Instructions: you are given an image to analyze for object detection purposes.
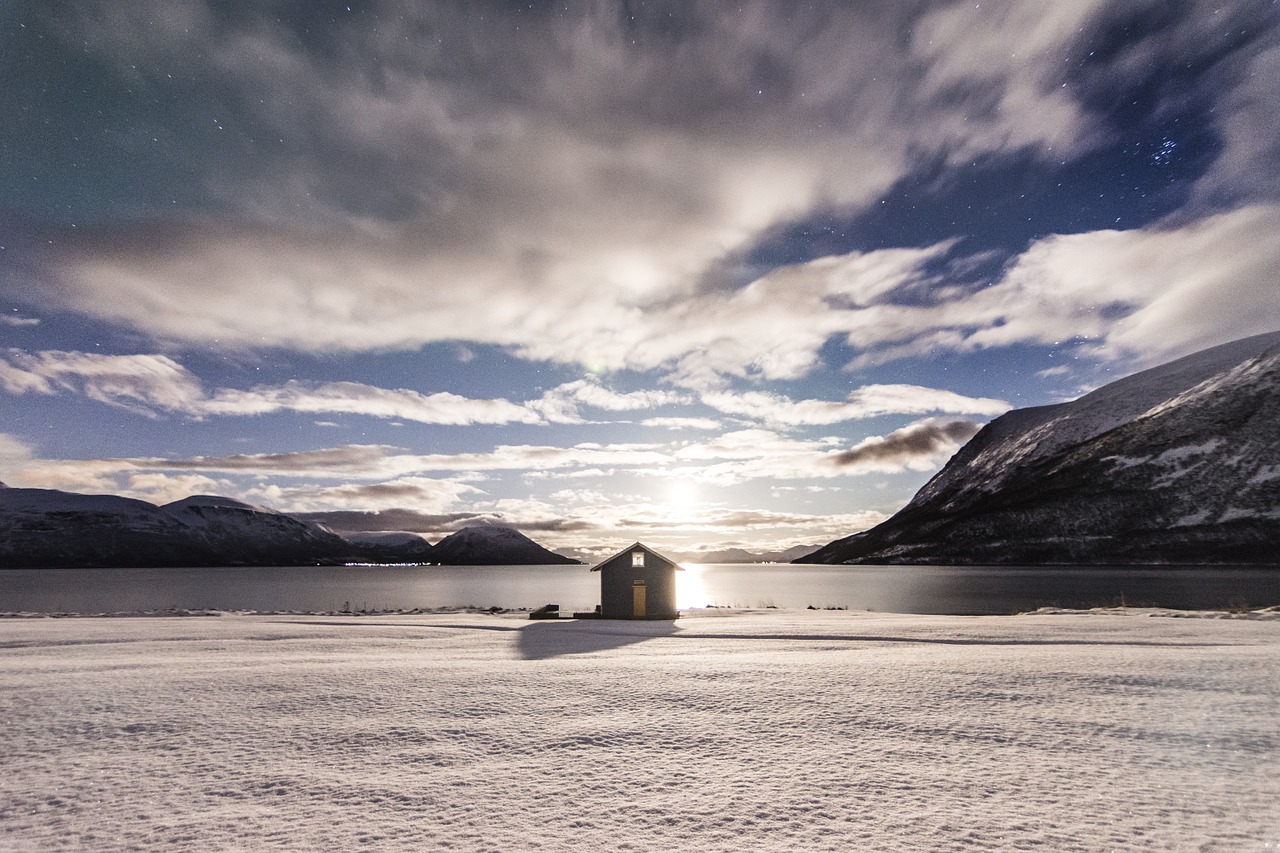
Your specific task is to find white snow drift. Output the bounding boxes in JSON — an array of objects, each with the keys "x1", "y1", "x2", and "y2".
[{"x1": 1, "y1": 609, "x2": 1277, "y2": 852}]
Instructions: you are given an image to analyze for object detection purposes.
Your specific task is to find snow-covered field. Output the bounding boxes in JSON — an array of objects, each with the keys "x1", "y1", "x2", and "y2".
[{"x1": 2, "y1": 609, "x2": 1278, "y2": 852}]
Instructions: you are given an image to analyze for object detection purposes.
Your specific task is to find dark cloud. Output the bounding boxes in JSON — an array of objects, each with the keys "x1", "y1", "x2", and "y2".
[{"x1": 832, "y1": 419, "x2": 981, "y2": 468}]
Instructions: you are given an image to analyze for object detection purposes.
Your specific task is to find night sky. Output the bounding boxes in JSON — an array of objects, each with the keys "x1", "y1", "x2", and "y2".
[{"x1": 2, "y1": 1, "x2": 1278, "y2": 559}]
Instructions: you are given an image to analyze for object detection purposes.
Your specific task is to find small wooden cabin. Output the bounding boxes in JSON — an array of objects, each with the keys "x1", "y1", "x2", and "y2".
[{"x1": 591, "y1": 542, "x2": 681, "y2": 620}]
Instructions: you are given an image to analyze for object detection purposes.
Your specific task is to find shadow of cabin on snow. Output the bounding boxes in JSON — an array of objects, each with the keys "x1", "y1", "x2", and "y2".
[{"x1": 592, "y1": 542, "x2": 682, "y2": 620}]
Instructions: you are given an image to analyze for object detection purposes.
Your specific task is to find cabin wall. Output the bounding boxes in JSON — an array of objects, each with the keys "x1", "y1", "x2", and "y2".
[{"x1": 599, "y1": 553, "x2": 678, "y2": 619}]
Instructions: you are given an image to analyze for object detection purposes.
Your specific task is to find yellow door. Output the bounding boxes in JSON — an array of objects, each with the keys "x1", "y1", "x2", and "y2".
[{"x1": 632, "y1": 585, "x2": 646, "y2": 618}]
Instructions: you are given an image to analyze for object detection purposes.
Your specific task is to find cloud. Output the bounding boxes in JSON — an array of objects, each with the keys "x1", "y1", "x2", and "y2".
[
  {"x1": 143, "y1": 444, "x2": 405, "y2": 477},
  {"x1": 298, "y1": 493, "x2": 598, "y2": 538},
  {"x1": 1196, "y1": 44, "x2": 1280, "y2": 207},
  {"x1": 664, "y1": 429, "x2": 895, "y2": 486},
  {"x1": 8, "y1": 408, "x2": 983, "y2": 509},
  {"x1": 673, "y1": 429, "x2": 842, "y2": 463},
  {"x1": 247, "y1": 477, "x2": 482, "y2": 514},
  {"x1": 4, "y1": 462, "x2": 235, "y2": 506},
  {"x1": 831, "y1": 204, "x2": 1280, "y2": 371},
  {"x1": 369, "y1": 490, "x2": 895, "y2": 551},
  {"x1": 0, "y1": 432, "x2": 34, "y2": 471},
  {"x1": 529, "y1": 378, "x2": 688, "y2": 424},
  {"x1": 831, "y1": 419, "x2": 982, "y2": 472},
  {"x1": 908, "y1": 0, "x2": 1110, "y2": 162},
  {"x1": 25, "y1": 217, "x2": 963, "y2": 389},
  {"x1": 294, "y1": 510, "x2": 511, "y2": 536},
  {"x1": 27, "y1": 201, "x2": 1276, "y2": 401},
  {"x1": 0, "y1": 313, "x2": 38, "y2": 327},
  {"x1": 11, "y1": 1, "x2": 1139, "y2": 380},
  {"x1": 8, "y1": 441, "x2": 671, "y2": 493},
  {"x1": 128, "y1": 442, "x2": 673, "y2": 480},
  {"x1": 1, "y1": 457, "x2": 147, "y2": 495},
  {"x1": 0, "y1": 349, "x2": 580, "y2": 426},
  {"x1": 0, "y1": 350, "x2": 205, "y2": 416},
  {"x1": 202, "y1": 380, "x2": 542, "y2": 426},
  {"x1": 2, "y1": 3, "x2": 1274, "y2": 403},
  {"x1": 702, "y1": 384, "x2": 1008, "y2": 428},
  {"x1": 292, "y1": 510, "x2": 435, "y2": 534},
  {"x1": 641, "y1": 417, "x2": 722, "y2": 431},
  {"x1": 975, "y1": 205, "x2": 1280, "y2": 366},
  {"x1": 119, "y1": 472, "x2": 236, "y2": 506},
  {"x1": 524, "y1": 467, "x2": 618, "y2": 481}
]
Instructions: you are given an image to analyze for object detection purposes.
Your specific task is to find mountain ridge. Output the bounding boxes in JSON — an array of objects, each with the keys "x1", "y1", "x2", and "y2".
[
  {"x1": 428, "y1": 525, "x2": 578, "y2": 565},
  {"x1": 799, "y1": 331, "x2": 1280, "y2": 566},
  {"x1": 0, "y1": 487, "x2": 579, "y2": 567}
]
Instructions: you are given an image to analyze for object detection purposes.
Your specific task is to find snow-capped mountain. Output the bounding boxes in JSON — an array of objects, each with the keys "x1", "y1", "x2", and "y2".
[
  {"x1": 800, "y1": 331, "x2": 1280, "y2": 566},
  {"x1": 0, "y1": 488, "x2": 226, "y2": 568},
  {"x1": 0, "y1": 489, "x2": 350, "y2": 568},
  {"x1": 338, "y1": 530, "x2": 436, "y2": 563},
  {"x1": 160, "y1": 495, "x2": 349, "y2": 565},
  {"x1": 428, "y1": 525, "x2": 579, "y2": 565},
  {"x1": 0, "y1": 487, "x2": 579, "y2": 567}
]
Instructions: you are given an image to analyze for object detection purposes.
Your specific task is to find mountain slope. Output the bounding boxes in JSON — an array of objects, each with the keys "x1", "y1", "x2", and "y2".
[
  {"x1": 339, "y1": 531, "x2": 436, "y2": 563},
  {"x1": 429, "y1": 526, "x2": 579, "y2": 565},
  {"x1": 161, "y1": 495, "x2": 348, "y2": 565},
  {"x1": 0, "y1": 488, "x2": 579, "y2": 568},
  {"x1": 800, "y1": 331, "x2": 1280, "y2": 566},
  {"x1": 0, "y1": 488, "x2": 223, "y2": 568}
]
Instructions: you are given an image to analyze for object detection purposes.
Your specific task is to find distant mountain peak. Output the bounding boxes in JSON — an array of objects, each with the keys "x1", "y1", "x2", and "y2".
[{"x1": 431, "y1": 525, "x2": 579, "y2": 565}]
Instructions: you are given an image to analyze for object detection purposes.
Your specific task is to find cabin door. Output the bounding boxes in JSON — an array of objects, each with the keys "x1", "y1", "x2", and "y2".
[{"x1": 632, "y1": 584, "x2": 646, "y2": 618}]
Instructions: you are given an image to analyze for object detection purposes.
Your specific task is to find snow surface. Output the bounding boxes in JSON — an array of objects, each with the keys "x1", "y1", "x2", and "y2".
[
  {"x1": 0, "y1": 487, "x2": 169, "y2": 518},
  {"x1": 2, "y1": 609, "x2": 1278, "y2": 852},
  {"x1": 161, "y1": 495, "x2": 288, "y2": 523}
]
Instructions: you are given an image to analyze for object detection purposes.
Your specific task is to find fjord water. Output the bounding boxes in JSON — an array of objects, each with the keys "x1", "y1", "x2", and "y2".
[{"x1": 1, "y1": 563, "x2": 1277, "y2": 615}]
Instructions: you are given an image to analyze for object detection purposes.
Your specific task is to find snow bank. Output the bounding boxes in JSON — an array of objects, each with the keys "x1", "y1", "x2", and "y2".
[{"x1": 2, "y1": 610, "x2": 1278, "y2": 851}]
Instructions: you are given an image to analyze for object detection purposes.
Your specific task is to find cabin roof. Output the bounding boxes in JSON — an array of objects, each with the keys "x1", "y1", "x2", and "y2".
[{"x1": 590, "y1": 541, "x2": 684, "y2": 572}]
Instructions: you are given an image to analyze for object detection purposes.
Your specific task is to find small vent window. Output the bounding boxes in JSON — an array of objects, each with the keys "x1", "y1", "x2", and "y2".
[{"x1": 631, "y1": 550, "x2": 645, "y2": 567}]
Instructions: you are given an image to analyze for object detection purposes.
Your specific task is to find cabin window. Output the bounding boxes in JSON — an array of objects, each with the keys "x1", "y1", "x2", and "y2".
[{"x1": 631, "y1": 550, "x2": 645, "y2": 567}]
